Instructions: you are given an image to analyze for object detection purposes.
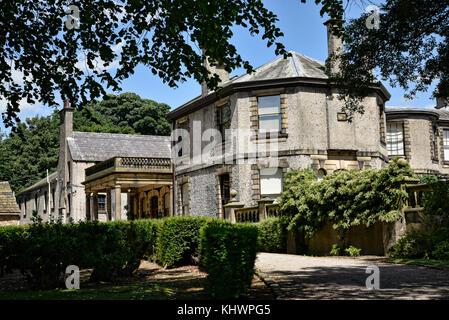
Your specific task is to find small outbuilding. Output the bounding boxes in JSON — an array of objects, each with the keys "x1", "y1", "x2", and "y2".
[{"x1": 0, "y1": 181, "x2": 21, "y2": 226}]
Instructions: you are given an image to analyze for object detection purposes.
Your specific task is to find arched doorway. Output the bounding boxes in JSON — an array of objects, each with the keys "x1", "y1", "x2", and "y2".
[{"x1": 164, "y1": 192, "x2": 170, "y2": 217}]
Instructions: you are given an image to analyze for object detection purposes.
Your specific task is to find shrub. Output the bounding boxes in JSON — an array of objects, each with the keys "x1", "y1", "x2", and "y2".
[
  {"x1": 90, "y1": 219, "x2": 161, "y2": 281},
  {"x1": 388, "y1": 228, "x2": 443, "y2": 259},
  {"x1": 19, "y1": 222, "x2": 78, "y2": 289},
  {"x1": 156, "y1": 217, "x2": 210, "y2": 268},
  {"x1": 330, "y1": 244, "x2": 341, "y2": 256},
  {"x1": 279, "y1": 158, "x2": 415, "y2": 239},
  {"x1": 420, "y1": 178, "x2": 449, "y2": 218},
  {"x1": 0, "y1": 225, "x2": 27, "y2": 276},
  {"x1": 200, "y1": 220, "x2": 258, "y2": 299},
  {"x1": 0, "y1": 219, "x2": 161, "y2": 288},
  {"x1": 257, "y1": 217, "x2": 288, "y2": 253},
  {"x1": 432, "y1": 241, "x2": 449, "y2": 260},
  {"x1": 345, "y1": 246, "x2": 361, "y2": 257}
]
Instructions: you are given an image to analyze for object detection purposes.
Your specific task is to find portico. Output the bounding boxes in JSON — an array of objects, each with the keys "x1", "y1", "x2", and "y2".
[{"x1": 83, "y1": 157, "x2": 173, "y2": 221}]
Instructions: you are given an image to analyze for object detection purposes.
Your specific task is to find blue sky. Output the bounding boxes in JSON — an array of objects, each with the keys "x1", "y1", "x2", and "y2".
[{"x1": 0, "y1": 0, "x2": 437, "y2": 133}]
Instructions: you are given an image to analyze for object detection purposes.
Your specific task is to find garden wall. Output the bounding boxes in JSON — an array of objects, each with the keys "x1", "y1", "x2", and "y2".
[{"x1": 287, "y1": 219, "x2": 406, "y2": 256}]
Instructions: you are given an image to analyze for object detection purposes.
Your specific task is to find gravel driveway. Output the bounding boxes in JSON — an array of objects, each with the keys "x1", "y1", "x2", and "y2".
[{"x1": 256, "y1": 253, "x2": 449, "y2": 300}]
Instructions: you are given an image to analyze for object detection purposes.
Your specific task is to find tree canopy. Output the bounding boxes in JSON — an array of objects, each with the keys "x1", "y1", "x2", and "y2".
[
  {"x1": 1, "y1": 0, "x2": 447, "y2": 126},
  {"x1": 0, "y1": 0, "x2": 288, "y2": 127},
  {"x1": 325, "y1": 0, "x2": 449, "y2": 118},
  {"x1": 0, "y1": 92, "x2": 170, "y2": 192}
]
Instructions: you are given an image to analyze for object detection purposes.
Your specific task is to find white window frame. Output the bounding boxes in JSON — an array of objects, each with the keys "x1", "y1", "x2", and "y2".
[
  {"x1": 257, "y1": 95, "x2": 281, "y2": 133},
  {"x1": 444, "y1": 130, "x2": 449, "y2": 161},
  {"x1": 260, "y1": 168, "x2": 283, "y2": 196},
  {"x1": 386, "y1": 122, "x2": 405, "y2": 156}
]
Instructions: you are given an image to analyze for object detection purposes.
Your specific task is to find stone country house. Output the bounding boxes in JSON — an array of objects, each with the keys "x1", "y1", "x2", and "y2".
[
  {"x1": 0, "y1": 181, "x2": 20, "y2": 226},
  {"x1": 11, "y1": 20, "x2": 449, "y2": 236},
  {"x1": 15, "y1": 101, "x2": 173, "y2": 225},
  {"x1": 167, "y1": 20, "x2": 449, "y2": 219},
  {"x1": 165, "y1": 19, "x2": 449, "y2": 254}
]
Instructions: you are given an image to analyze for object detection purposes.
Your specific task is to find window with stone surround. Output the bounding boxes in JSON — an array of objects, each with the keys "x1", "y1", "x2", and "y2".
[
  {"x1": 34, "y1": 194, "x2": 39, "y2": 212},
  {"x1": 260, "y1": 168, "x2": 283, "y2": 196},
  {"x1": 431, "y1": 123, "x2": 438, "y2": 161},
  {"x1": 386, "y1": 122, "x2": 405, "y2": 156},
  {"x1": 444, "y1": 130, "x2": 449, "y2": 161},
  {"x1": 176, "y1": 118, "x2": 189, "y2": 158},
  {"x1": 98, "y1": 194, "x2": 106, "y2": 212},
  {"x1": 44, "y1": 191, "x2": 48, "y2": 213},
  {"x1": 217, "y1": 103, "x2": 231, "y2": 142},
  {"x1": 181, "y1": 183, "x2": 190, "y2": 216},
  {"x1": 258, "y1": 95, "x2": 281, "y2": 132}
]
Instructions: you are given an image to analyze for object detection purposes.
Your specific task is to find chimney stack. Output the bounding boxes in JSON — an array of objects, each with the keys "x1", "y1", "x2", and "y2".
[
  {"x1": 436, "y1": 97, "x2": 448, "y2": 109},
  {"x1": 58, "y1": 98, "x2": 74, "y2": 219},
  {"x1": 201, "y1": 50, "x2": 230, "y2": 97},
  {"x1": 323, "y1": 19, "x2": 344, "y2": 74}
]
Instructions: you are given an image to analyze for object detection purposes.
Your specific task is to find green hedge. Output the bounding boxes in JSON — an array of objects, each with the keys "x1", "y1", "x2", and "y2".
[
  {"x1": 1, "y1": 216, "x2": 260, "y2": 297},
  {"x1": 156, "y1": 217, "x2": 210, "y2": 268},
  {"x1": 256, "y1": 217, "x2": 288, "y2": 253},
  {"x1": 200, "y1": 220, "x2": 258, "y2": 299},
  {"x1": 0, "y1": 219, "x2": 161, "y2": 289}
]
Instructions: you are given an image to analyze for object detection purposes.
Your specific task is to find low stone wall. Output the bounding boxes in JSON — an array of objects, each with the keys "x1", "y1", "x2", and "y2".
[
  {"x1": 287, "y1": 219, "x2": 406, "y2": 256},
  {"x1": 0, "y1": 215, "x2": 20, "y2": 226}
]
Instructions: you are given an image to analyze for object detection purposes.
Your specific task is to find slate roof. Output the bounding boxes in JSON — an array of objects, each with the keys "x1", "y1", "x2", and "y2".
[
  {"x1": 385, "y1": 106, "x2": 449, "y2": 120},
  {"x1": 67, "y1": 132, "x2": 171, "y2": 162},
  {"x1": 0, "y1": 181, "x2": 21, "y2": 215},
  {"x1": 232, "y1": 51, "x2": 327, "y2": 83},
  {"x1": 16, "y1": 171, "x2": 58, "y2": 196},
  {"x1": 167, "y1": 51, "x2": 328, "y2": 120}
]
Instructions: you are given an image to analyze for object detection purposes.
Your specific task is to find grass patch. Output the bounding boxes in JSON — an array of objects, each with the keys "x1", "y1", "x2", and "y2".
[
  {"x1": 0, "y1": 283, "x2": 177, "y2": 300},
  {"x1": 387, "y1": 258, "x2": 449, "y2": 270},
  {"x1": 0, "y1": 261, "x2": 273, "y2": 300}
]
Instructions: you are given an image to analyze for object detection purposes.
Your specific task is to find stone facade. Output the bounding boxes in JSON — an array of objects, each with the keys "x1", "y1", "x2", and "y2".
[
  {"x1": 15, "y1": 102, "x2": 172, "y2": 225},
  {"x1": 168, "y1": 26, "x2": 391, "y2": 215},
  {"x1": 385, "y1": 107, "x2": 449, "y2": 177}
]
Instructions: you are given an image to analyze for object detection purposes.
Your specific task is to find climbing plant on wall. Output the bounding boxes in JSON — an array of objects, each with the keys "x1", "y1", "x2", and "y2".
[{"x1": 279, "y1": 158, "x2": 416, "y2": 239}]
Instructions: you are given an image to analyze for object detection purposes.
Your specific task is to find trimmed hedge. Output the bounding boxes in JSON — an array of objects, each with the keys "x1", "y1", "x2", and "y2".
[
  {"x1": 200, "y1": 220, "x2": 259, "y2": 299},
  {"x1": 257, "y1": 217, "x2": 288, "y2": 253},
  {"x1": 0, "y1": 219, "x2": 161, "y2": 288},
  {"x1": 156, "y1": 216, "x2": 210, "y2": 268},
  {"x1": 1, "y1": 216, "x2": 260, "y2": 298}
]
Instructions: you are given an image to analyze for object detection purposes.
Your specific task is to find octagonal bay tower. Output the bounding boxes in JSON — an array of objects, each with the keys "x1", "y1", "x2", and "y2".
[{"x1": 167, "y1": 20, "x2": 391, "y2": 219}]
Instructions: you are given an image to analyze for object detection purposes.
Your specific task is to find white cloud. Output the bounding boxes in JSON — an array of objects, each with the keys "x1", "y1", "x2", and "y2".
[
  {"x1": 0, "y1": 97, "x2": 43, "y2": 113},
  {"x1": 75, "y1": 41, "x2": 124, "y2": 73}
]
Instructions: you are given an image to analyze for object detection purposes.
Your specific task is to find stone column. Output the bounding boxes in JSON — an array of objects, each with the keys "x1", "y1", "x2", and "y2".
[
  {"x1": 85, "y1": 193, "x2": 91, "y2": 221},
  {"x1": 223, "y1": 190, "x2": 244, "y2": 223},
  {"x1": 257, "y1": 198, "x2": 275, "y2": 221},
  {"x1": 113, "y1": 185, "x2": 122, "y2": 221},
  {"x1": 169, "y1": 186, "x2": 174, "y2": 217},
  {"x1": 92, "y1": 192, "x2": 99, "y2": 221},
  {"x1": 106, "y1": 188, "x2": 112, "y2": 221}
]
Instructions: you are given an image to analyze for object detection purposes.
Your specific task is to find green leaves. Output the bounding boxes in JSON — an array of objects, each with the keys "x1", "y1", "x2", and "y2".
[
  {"x1": 279, "y1": 158, "x2": 415, "y2": 238},
  {"x1": 1, "y1": 0, "x2": 288, "y2": 127},
  {"x1": 156, "y1": 216, "x2": 211, "y2": 268},
  {"x1": 328, "y1": 0, "x2": 449, "y2": 118},
  {"x1": 199, "y1": 220, "x2": 258, "y2": 299},
  {"x1": 0, "y1": 92, "x2": 170, "y2": 192}
]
